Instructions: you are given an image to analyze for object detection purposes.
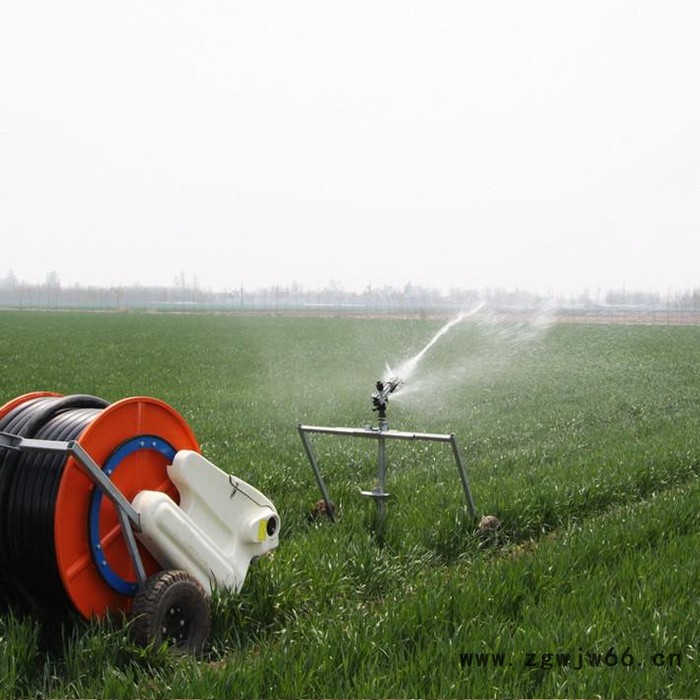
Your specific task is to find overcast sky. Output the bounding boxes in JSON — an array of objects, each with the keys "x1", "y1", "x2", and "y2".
[{"x1": 1, "y1": 1, "x2": 699, "y2": 295}]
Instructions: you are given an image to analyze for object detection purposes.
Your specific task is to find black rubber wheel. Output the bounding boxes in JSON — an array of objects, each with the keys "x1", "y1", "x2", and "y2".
[{"x1": 130, "y1": 570, "x2": 211, "y2": 656}]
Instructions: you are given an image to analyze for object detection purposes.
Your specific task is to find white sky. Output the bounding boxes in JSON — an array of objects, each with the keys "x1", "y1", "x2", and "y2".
[{"x1": 1, "y1": 1, "x2": 699, "y2": 295}]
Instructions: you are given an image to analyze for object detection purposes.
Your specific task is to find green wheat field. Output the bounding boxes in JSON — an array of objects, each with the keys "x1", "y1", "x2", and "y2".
[{"x1": 0, "y1": 309, "x2": 699, "y2": 698}]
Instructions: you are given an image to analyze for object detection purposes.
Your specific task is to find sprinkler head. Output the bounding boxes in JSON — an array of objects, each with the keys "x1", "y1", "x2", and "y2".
[
  {"x1": 371, "y1": 376, "x2": 401, "y2": 421},
  {"x1": 372, "y1": 382, "x2": 387, "y2": 414},
  {"x1": 371, "y1": 377, "x2": 402, "y2": 430}
]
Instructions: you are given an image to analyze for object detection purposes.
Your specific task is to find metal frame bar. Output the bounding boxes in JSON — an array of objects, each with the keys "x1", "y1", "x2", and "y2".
[
  {"x1": 298, "y1": 426, "x2": 337, "y2": 522},
  {"x1": 0, "y1": 431, "x2": 148, "y2": 584},
  {"x1": 297, "y1": 423, "x2": 478, "y2": 524}
]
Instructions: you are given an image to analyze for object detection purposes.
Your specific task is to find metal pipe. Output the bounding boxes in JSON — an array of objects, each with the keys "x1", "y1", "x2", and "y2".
[
  {"x1": 298, "y1": 424, "x2": 458, "y2": 443},
  {"x1": 297, "y1": 425, "x2": 336, "y2": 522},
  {"x1": 376, "y1": 433, "x2": 387, "y2": 528},
  {"x1": 0, "y1": 431, "x2": 147, "y2": 579},
  {"x1": 0, "y1": 432, "x2": 141, "y2": 527},
  {"x1": 68, "y1": 441, "x2": 142, "y2": 528},
  {"x1": 116, "y1": 507, "x2": 147, "y2": 584},
  {"x1": 298, "y1": 424, "x2": 478, "y2": 521},
  {"x1": 449, "y1": 435, "x2": 477, "y2": 518}
]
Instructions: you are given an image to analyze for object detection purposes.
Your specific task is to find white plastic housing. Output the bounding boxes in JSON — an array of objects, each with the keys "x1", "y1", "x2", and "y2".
[{"x1": 132, "y1": 450, "x2": 280, "y2": 595}]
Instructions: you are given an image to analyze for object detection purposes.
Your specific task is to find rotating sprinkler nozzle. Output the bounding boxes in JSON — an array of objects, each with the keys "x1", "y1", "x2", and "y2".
[{"x1": 371, "y1": 376, "x2": 402, "y2": 427}]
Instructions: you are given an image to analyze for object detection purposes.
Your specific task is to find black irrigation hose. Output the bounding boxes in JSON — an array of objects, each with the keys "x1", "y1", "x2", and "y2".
[{"x1": 0, "y1": 395, "x2": 109, "y2": 612}]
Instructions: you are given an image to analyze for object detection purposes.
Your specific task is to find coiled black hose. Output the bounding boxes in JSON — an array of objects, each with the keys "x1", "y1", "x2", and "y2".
[{"x1": 0, "y1": 394, "x2": 109, "y2": 612}]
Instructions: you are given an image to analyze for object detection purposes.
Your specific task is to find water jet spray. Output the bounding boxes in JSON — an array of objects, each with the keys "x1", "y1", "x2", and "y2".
[{"x1": 298, "y1": 310, "x2": 487, "y2": 533}]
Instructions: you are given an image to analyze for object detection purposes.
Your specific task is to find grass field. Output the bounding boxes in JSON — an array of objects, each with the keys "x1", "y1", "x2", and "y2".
[{"x1": 0, "y1": 310, "x2": 699, "y2": 698}]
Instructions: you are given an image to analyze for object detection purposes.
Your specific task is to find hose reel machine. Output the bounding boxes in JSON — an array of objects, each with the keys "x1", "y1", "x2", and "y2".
[{"x1": 0, "y1": 392, "x2": 279, "y2": 655}]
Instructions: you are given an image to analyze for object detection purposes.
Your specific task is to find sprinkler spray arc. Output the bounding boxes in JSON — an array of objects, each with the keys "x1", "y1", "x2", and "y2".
[{"x1": 299, "y1": 306, "x2": 503, "y2": 535}]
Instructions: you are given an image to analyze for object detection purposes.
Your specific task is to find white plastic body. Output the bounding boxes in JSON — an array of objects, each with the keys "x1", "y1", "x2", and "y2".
[{"x1": 132, "y1": 450, "x2": 280, "y2": 595}]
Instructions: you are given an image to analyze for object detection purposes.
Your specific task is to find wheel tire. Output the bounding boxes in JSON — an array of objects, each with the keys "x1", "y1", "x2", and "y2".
[{"x1": 130, "y1": 570, "x2": 211, "y2": 656}]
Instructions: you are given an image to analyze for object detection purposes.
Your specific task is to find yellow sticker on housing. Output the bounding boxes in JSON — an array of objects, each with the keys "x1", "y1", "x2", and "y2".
[{"x1": 257, "y1": 519, "x2": 267, "y2": 542}]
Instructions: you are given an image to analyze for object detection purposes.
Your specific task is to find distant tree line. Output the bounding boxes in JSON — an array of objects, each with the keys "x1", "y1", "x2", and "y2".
[{"x1": 0, "y1": 269, "x2": 699, "y2": 319}]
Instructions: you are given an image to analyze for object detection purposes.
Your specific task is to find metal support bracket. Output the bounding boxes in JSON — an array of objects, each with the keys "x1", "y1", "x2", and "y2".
[
  {"x1": 0, "y1": 430, "x2": 148, "y2": 584},
  {"x1": 297, "y1": 423, "x2": 478, "y2": 529}
]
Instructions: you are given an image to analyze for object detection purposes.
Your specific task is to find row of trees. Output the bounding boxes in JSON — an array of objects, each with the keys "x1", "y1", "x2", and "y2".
[{"x1": 1, "y1": 270, "x2": 699, "y2": 317}]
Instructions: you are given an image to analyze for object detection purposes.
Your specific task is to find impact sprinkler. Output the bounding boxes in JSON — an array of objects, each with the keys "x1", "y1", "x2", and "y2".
[
  {"x1": 371, "y1": 376, "x2": 402, "y2": 429},
  {"x1": 298, "y1": 375, "x2": 478, "y2": 533}
]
